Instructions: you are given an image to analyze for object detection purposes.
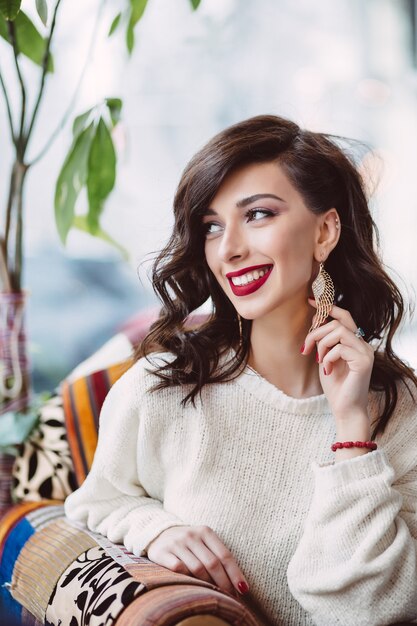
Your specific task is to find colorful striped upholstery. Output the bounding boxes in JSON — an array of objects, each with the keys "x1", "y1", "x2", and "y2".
[
  {"x1": 0, "y1": 501, "x2": 62, "y2": 625},
  {"x1": 115, "y1": 585, "x2": 262, "y2": 626},
  {"x1": 62, "y1": 359, "x2": 133, "y2": 486}
]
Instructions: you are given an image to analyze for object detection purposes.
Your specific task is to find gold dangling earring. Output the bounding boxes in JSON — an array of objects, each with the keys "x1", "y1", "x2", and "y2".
[
  {"x1": 309, "y1": 262, "x2": 335, "y2": 332},
  {"x1": 238, "y1": 314, "x2": 243, "y2": 347}
]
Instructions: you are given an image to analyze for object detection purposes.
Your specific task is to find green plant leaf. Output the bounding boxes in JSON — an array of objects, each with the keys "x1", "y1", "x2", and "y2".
[
  {"x1": 86, "y1": 118, "x2": 116, "y2": 234},
  {"x1": 108, "y1": 12, "x2": 121, "y2": 36},
  {"x1": 0, "y1": 11, "x2": 53, "y2": 71},
  {"x1": 189, "y1": 0, "x2": 201, "y2": 9},
  {"x1": 125, "y1": 0, "x2": 148, "y2": 54},
  {"x1": 55, "y1": 123, "x2": 95, "y2": 244},
  {"x1": 72, "y1": 107, "x2": 95, "y2": 138},
  {"x1": 0, "y1": 410, "x2": 39, "y2": 448},
  {"x1": 126, "y1": 17, "x2": 134, "y2": 54},
  {"x1": 0, "y1": 0, "x2": 21, "y2": 21},
  {"x1": 73, "y1": 216, "x2": 129, "y2": 261},
  {"x1": 130, "y1": 0, "x2": 148, "y2": 27},
  {"x1": 0, "y1": 12, "x2": 8, "y2": 37},
  {"x1": 35, "y1": 0, "x2": 48, "y2": 26},
  {"x1": 105, "y1": 98, "x2": 122, "y2": 127}
]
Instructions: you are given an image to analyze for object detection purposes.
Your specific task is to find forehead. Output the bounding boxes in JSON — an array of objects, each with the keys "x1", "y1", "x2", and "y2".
[{"x1": 210, "y1": 161, "x2": 303, "y2": 208}]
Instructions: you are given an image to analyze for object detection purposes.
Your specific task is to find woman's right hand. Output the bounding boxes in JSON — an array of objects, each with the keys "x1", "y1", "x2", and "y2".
[{"x1": 146, "y1": 525, "x2": 250, "y2": 597}]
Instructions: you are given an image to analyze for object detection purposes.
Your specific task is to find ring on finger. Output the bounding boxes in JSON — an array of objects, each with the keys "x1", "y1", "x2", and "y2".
[{"x1": 354, "y1": 327, "x2": 365, "y2": 339}]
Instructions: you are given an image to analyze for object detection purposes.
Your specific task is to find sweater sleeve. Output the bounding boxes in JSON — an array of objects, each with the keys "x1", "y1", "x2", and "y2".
[
  {"x1": 64, "y1": 358, "x2": 187, "y2": 556},
  {"x1": 287, "y1": 446, "x2": 417, "y2": 626}
]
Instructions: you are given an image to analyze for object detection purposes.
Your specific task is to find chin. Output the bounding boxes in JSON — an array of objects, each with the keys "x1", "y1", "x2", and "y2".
[{"x1": 235, "y1": 301, "x2": 280, "y2": 321}]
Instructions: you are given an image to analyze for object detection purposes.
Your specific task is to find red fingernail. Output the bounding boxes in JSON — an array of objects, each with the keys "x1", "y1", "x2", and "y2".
[
  {"x1": 300, "y1": 343, "x2": 305, "y2": 353},
  {"x1": 237, "y1": 581, "x2": 249, "y2": 595},
  {"x1": 315, "y1": 352, "x2": 319, "y2": 363},
  {"x1": 323, "y1": 367, "x2": 327, "y2": 375}
]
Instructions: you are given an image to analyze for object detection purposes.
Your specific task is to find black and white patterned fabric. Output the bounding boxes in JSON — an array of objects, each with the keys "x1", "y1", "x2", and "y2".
[
  {"x1": 12, "y1": 395, "x2": 77, "y2": 502},
  {"x1": 45, "y1": 545, "x2": 145, "y2": 626}
]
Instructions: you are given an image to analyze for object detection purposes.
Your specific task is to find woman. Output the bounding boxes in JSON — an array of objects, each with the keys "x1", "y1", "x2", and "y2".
[{"x1": 65, "y1": 115, "x2": 417, "y2": 626}]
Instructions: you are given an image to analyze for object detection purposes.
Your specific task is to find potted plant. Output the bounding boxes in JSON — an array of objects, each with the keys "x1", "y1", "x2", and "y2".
[{"x1": 0, "y1": 0, "x2": 201, "y2": 512}]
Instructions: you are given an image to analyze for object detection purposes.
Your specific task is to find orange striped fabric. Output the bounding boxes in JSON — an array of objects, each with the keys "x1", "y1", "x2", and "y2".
[{"x1": 62, "y1": 359, "x2": 133, "y2": 487}]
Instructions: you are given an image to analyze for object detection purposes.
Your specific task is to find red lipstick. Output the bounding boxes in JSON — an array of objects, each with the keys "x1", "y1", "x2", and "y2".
[{"x1": 227, "y1": 265, "x2": 273, "y2": 297}]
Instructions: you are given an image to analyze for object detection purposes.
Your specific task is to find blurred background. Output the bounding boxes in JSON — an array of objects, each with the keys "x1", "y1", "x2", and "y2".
[{"x1": 1, "y1": 0, "x2": 416, "y2": 392}]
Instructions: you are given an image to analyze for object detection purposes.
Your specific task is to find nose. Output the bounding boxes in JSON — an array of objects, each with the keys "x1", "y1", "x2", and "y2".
[{"x1": 218, "y1": 222, "x2": 248, "y2": 263}]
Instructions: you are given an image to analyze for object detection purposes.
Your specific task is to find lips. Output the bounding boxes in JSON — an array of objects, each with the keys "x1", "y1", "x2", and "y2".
[{"x1": 227, "y1": 265, "x2": 273, "y2": 297}]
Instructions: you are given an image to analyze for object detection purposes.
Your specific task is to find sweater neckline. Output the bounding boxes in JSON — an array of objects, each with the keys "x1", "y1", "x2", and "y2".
[{"x1": 231, "y1": 354, "x2": 331, "y2": 416}]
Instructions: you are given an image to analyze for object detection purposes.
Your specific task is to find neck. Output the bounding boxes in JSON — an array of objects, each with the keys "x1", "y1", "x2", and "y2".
[{"x1": 246, "y1": 301, "x2": 322, "y2": 399}]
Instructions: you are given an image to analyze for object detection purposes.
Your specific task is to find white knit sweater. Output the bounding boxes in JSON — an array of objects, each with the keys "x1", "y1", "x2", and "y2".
[{"x1": 64, "y1": 352, "x2": 417, "y2": 626}]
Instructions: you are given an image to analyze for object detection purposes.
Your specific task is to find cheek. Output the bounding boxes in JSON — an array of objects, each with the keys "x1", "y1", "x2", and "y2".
[
  {"x1": 259, "y1": 225, "x2": 314, "y2": 286},
  {"x1": 259, "y1": 225, "x2": 309, "y2": 259}
]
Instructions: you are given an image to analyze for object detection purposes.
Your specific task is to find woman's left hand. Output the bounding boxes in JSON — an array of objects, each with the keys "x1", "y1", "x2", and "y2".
[{"x1": 302, "y1": 298, "x2": 375, "y2": 423}]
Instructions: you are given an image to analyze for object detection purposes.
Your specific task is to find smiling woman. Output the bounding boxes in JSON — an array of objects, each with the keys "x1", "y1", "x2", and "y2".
[
  {"x1": 202, "y1": 162, "x2": 329, "y2": 335},
  {"x1": 64, "y1": 115, "x2": 417, "y2": 626}
]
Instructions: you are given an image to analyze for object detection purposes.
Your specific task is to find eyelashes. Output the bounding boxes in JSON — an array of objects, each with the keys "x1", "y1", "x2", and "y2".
[
  {"x1": 203, "y1": 208, "x2": 276, "y2": 235},
  {"x1": 246, "y1": 208, "x2": 275, "y2": 222}
]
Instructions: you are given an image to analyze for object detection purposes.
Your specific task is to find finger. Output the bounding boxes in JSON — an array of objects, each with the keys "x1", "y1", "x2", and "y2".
[
  {"x1": 303, "y1": 320, "x2": 340, "y2": 354},
  {"x1": 174, "y1": 545, "x2": 214, "y2": 585},
  {"x1": 316, "y1": 327, "x2": 369, "y2": 363},
  {"x1": 322, "y1": 343, "x2": 372, "y2": 376},
  {"x1": 162, "y1": 552, "x2": 193, "y2": 577},
  {"x1": 187, "y1": 540, "x2": 234, "y2": 592},
  {"x1": 201, "y1": 527, "x2": 249, "y2": 595}
]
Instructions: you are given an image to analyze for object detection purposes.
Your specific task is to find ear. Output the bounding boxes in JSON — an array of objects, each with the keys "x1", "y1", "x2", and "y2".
[{"x1": 314, "y1": 209, "x2": 340, "y2": 262}]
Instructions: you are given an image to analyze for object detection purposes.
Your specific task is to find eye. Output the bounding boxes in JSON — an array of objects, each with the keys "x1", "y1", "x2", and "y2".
[
  {"x1": 203, "y1": 221, "x2": 223, "y2": 236},
  {"x1": 246, "y1": 208, "x2": 275, "y2": 222}
]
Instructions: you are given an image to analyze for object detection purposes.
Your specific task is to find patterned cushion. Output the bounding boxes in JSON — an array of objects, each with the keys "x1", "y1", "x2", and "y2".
[
  {"x1": 45, "y1": 544, "x2": 145, "y2": 626},
  {"x1": 11, "y1": 361, "x2": 133, "y2": 503},
  {"x1": 62, "y1": 359, "x2": 133, "y2": 487},
  {"x1": 11, "y1": 395, "x2": 77, "y2": 503}
]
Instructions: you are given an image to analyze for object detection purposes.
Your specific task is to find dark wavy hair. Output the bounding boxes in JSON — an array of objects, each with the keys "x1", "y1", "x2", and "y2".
[{"x1": 137, "y1": 114, "x2": 416, "y2": 437}]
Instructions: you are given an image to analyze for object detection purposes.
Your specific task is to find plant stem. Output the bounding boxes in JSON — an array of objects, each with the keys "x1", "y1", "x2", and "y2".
[
  {"x1": 8, "y1": 21, "x2": 27, "y2": 160},
  {"x1": 23, "y1": 0, "x2": 63, "y2": 153},
  {"x1": 0, "y1": 65, "x2": 16, "y2": 147},
  {"x1": 13, "y1": 163, "x2": 28, "y2": 290},
  {"x1": 4, "y1": 163, "x2": 17, "y2": 255},
  {"x1": 0, "y1": 238, "x2": 11, "y2": 291},
  {"x1": 3, "y1": 162, "x2": 27, "y2": 291},
  {"x1": 29, "y1": 0, "x2": 107, "y2": 166}
]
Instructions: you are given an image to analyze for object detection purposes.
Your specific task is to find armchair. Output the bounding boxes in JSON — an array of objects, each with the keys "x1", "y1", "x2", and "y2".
[{"x1": 0, "y1": 310, "x2": 265, "y2": 626}]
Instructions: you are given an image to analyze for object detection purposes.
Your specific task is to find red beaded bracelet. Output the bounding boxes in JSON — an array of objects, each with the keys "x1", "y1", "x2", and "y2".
[{"x1": 331, "y1": 441, "x2": 377, "y2": 452}]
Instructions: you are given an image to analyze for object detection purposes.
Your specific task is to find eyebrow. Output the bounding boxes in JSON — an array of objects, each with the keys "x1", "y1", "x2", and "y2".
[{"x1": 203, "y1": 193, "x2": 286, "y2": 216}]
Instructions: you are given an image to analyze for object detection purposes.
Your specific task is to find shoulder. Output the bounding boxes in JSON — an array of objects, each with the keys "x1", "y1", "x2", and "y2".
[
  {"x1": 101, "y1": 351, "x2": 177, "y2": 407},
  {"x1": 98, "y1": 352, "x2": 183, "y2": 428},
  {"x1": 117, "y1": 351, "x2": 176, "y2": 387}
]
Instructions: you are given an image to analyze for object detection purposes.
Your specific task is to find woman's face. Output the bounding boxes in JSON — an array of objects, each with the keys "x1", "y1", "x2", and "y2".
[{"x1": 203, "y1": 161, "x2": 325, "y2": 322}]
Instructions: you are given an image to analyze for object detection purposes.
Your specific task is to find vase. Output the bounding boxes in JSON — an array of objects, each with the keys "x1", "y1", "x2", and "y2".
[
  {"x1": 0, "y1": 290, "x2": 31, "y2": 415},
  {"x1": 0, "y1": 291, "x2": 31, "y2": 516}
]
